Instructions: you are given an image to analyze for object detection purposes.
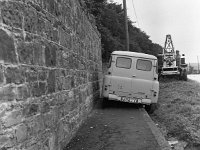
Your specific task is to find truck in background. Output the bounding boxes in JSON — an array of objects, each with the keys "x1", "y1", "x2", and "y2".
[{"x1": 157, "y1": 35, "x2": 188, "y2": 80}]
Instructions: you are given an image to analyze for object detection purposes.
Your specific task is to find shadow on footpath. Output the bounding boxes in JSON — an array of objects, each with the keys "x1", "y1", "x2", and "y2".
[{"x1": 98, "y1": 98, "x2": 143, "y2": 110}]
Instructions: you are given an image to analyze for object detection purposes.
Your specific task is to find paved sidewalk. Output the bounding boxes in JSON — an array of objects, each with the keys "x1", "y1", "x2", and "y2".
[{"x1": 64, "y1": 102, "x2": 171, "y2": 150}]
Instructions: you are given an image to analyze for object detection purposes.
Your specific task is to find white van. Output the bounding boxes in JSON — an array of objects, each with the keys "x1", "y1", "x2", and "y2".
[{"x1": 102, "y1": 51, "x2": 159, "y2": 113}]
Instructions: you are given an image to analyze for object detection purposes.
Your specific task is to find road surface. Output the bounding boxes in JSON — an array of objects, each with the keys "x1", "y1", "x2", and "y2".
[
  {"x1": 64, "y1": 101, "x2": 170, "y2": 150},
  {"x1": 188, "y1": 74, "x2": 200, "y2": 83}
]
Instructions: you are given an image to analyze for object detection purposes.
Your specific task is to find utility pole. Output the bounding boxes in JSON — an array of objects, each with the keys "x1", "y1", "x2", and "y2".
[
  {"x1": 197, "y1": 56, "x2": 199, "y2": 74},
  {"x1": 123, "y1": 0, "x2": 129, "y2": 51}
]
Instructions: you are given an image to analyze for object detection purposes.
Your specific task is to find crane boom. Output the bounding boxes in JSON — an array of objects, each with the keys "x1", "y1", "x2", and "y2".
[{"x1": 163, "y1": 35, "x2": 176, "y2": 67}]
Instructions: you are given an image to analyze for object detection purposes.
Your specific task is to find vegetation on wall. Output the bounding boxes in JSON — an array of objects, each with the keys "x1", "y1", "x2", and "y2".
[{"x1": 83, "y1": 0, "x2": 162, "y2": 62}]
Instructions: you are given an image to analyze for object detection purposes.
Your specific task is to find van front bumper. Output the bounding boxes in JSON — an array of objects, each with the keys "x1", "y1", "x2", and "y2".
[
  {"x1": 161, "y1": 71, "x2": 180, "y2": 75},
  {"x1": 107, "y1": 94, "x2": 152, "y2": 105}
]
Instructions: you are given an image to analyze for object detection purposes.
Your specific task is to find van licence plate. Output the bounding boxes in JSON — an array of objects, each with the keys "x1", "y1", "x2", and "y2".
[{"x1": 121, "y1": 97, "x2": 141, "y2": 103}]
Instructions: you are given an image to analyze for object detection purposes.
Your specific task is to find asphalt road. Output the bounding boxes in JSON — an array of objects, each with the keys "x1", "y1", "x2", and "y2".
[
  {"x1": 188, "y1": 74, "x2": 200, "y2": 83},
  {"x1": 64, "y1": 100, "x2": 171, "y2": 150}
]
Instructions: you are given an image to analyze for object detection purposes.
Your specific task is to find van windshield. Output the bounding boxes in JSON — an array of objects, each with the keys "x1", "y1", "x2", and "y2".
[
  {"x1": 136, "y1": 59, "x2": 152, "y2": 71},
  {"x1": 116, "y1": 57, "x2": 132, "y2": 69}
]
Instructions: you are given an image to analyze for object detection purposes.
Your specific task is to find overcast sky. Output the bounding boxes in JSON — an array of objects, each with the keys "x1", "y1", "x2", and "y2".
[{"x1": 111, "y1": 0, "x2": 200, "y2": 63}]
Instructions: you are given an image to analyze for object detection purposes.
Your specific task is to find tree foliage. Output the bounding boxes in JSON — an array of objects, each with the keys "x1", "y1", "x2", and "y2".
[{"x1": 84, "y1": 0, "x2": 162, "y2": 62}]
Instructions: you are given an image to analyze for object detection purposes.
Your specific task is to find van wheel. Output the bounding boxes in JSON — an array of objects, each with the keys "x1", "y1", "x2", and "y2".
[
  {"x1": 145, "y1": 104, "x2": 157, "y2": 114},
  {"x1": 102, "y1": 97, "x2": 109, "y2": 108}
]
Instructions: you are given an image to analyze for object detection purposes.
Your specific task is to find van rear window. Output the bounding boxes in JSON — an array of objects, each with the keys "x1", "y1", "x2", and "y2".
[
  {"x1": 116, "y1": 57, "x2": 132, "y2": 69},
  {"x1": 136, "y1": 59, "x2": 152, "y2": 71}
]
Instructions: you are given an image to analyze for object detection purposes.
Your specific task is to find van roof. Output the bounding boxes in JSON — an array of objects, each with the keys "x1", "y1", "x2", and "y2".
[{"x1": 111, "y1": 51, "x2": 157, "y2": 60}]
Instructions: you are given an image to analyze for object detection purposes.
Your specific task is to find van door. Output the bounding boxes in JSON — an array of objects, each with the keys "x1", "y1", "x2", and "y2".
[
  {"x1": 110, "y1": 55, "x2": 134, "y2": 97},
  {"x1": 131, "y1": 58, "x2": 154, "y2": 99}
]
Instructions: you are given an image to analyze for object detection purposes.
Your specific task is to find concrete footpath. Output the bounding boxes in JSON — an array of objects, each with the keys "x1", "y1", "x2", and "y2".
[{"x1": 64, "y1": 102, "x2": 171, "y2": 150}]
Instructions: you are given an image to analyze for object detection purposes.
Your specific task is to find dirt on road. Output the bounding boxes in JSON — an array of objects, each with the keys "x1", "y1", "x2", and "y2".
[{"x1": 64, "y1": 102, "x2": 169, "y2": 150}]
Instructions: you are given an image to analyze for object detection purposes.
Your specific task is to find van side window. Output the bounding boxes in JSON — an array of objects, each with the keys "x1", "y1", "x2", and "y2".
[
  {"x1": 116, "y1": 57, "x2": 132, "y2": 69},
  {"x1": 136, "y1": 59, "x2": 152, "y2": 71}
]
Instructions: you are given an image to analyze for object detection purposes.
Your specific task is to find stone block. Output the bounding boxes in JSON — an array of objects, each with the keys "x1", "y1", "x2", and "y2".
[
  {"x1": 70, "y1": 76, "x2": 75, "y2": 88},
  {"x1": 24, "y1": 5, "x2": 37, "y2": 33},
  {"x1": 17, "y1": 42, "x2": 34, "y2": 65},
  {"x1": 60, "y1": 107, "x2": 69, "y2": 119},
  {"x1": 44, "y1": 20, "x2": 54, "y2": 41},
  {"x1": 24, "y1": 32, "x2": 35, "y2": 42},
  {"x1": 0, "y1": 103, "x2": 8, "y2": 118},
  {"x1": 47, "y1": 70, "x2": 55, "y2": 93},
  {"x1": 3, "y1": 110, "x2": 22, "y2": 127},
  {"x1": 31, "y1": 82, "x2": 46, "y2": 97},
  {"x1": 0, "y1": 29, "x2": 17, "y2": 64},
  {"x1": 0, "y1": 135, "x2": 10, "y2": 146},
  {"x1": 0, "y1": 132, "x2": 17, "y2": 148},
  {"x1": 23, "y1": 103, "x2": 39, "y2": 117},
  {"x1": 45, "y1": 43, "x2": 57, "y2": 67},
  {"x1": 0, "y1": 85, "x2": 16, "y2": 101},
  {"x1": 5, "y1": 67, "x2": 25, "y2": 84},
  {"x1": 25, "y1": 67, "x2": 38, "y2": 83},
  {"x1": 57, "y1": 121, "x2": 65, "y2": 143},
  {"x1": 59, "y1": 29, "x2": 68, "y2": 49},
  {"x1": 36, "y1": 16, "x2": 46, "y2": 37},
  {"x1": 27, "y1": 115, "x2": 45, "y2": 137},
  {"x1": 40, "y1": 102, "x2": 50, "y2": 114},
  {"x1": 56, "y1": 50, "x2": 63, "y2": 68},
  {"x1": 43, "y1": 0, "x2": 55, "y2": 15},
  {"x1": 31, "y1": 82, "x2": 39, "y2": 97},
  {"x1": 56, "y1": 77, "x2": 63, "y2": 91},
  {"x1": 68, "y1": 118, "x2": 78, "y2": 132},
  {"x1": 15, "y1": 124, "x2": 27, "y2": 142},
  {"x1": 68, "y1": 54, "x2": 74, "y2": 69},
  {"x1": 16, "y1": 85, "x2": 30, "y2": 100},
  {"x1": 78, "y1": 92, "x2": 83, "y2": 104},
  {"x1": 54, "y1": 1, "x2": 62, "y2": 17},
  {"x1": 43, "y1": 112, "x2": 54, "y2": 129},
  {"x1": 63, "y1": 77, "x2": 71, "y2": 90},
  {"x1": 62, "y1": 92, "x2": 70, "y2": 101},
  {"x1": 30, "y1": 0, "x2": 43, "y2": 10},
  {"x1": 1, "y1": 1, "x2": 23, "y2": 29},
  {"x1": 38, "y1": 69, "x2": 48, "y2": 81},
  {"x1": 69, "y1": 99, "x2": 78, "y2": 111},
  {"x1": 52, "y1": 29, "x2": 59, "y2": 43},
  {"x1": 33, "y1": 42, "x2": 45, "y2": 66},
  {"x1": 0, "y1": 66, "x2": 4, "y2": 85},
  {"x1": 38, "y1": 82, "x2": 46, "y2": 96},
  {"x1": 49, "y1": 134, "x2": 57, "y2": 150}
]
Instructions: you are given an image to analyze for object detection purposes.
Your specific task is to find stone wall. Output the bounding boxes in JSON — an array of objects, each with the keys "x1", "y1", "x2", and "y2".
[{"x1": 0, "y1": 0, "x2": 102, "y2": 149}]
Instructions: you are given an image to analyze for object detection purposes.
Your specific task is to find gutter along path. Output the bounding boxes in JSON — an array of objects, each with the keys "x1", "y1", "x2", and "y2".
[{"x1": 64, "y1": 101, "x2": 171, "y2": 150}]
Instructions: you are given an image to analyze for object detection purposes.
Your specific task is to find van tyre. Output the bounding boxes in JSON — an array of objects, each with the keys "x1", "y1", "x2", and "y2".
[
  {"x1": 145, "y1": 103, "x2": 157, "y2": 114},
  {"x1": 102, "y1": 97, "x2": 109, "y2": 108}
]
